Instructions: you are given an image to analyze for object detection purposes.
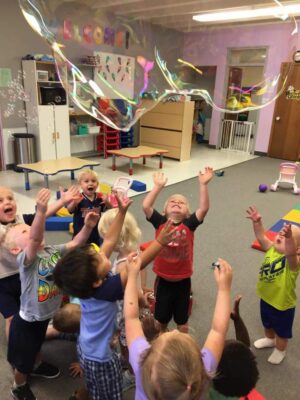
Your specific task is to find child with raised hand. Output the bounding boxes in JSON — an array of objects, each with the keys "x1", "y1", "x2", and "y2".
[
  {"x1": 142, "y1": 167, "x2": 213, "y2": 332},
  {"x1": 2, "y1": 188, "x2": 99, "y2": 400},
  {"x1": 53, "y1": 204, "x2": 175, "y2": 400},
  {"x1": 247, "y1": 205, "x2": 300, "y2": 364},
  {"x1": 67, "y1": 169, "x2": 108, "y2": 246},
  {"x1": 125, "y1": 255, "x2": 233, "y2": 400},
  {"x1": 0, "y1": 184, "x2": 79, "y2": 339}
]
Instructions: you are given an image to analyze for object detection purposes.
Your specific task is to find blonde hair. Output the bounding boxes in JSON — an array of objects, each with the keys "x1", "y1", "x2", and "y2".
[
  {"x1": 0, "y1": 223, "x2": 20, "y2": 250},
  {"x1": 141, "y1": 332, "x2": 209, "y2": 399},
  {"x1": 77, "y1": 169, "x2": 99, "y2": 183},
  {"x1": 163, "y1": 194, "x2": 191, "y2": 217},
  {"x1": 98, "y1": 208, "x2": 141, "y2": 253}
]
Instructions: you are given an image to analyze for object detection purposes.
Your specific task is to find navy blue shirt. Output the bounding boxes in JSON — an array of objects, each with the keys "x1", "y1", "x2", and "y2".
[{"x1": 73, "y1": 193, "x2": 106, "y2": 246}]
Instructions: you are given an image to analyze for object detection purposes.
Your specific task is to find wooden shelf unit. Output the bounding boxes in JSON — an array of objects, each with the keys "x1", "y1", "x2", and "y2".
[{"x1": 139, "y1": 100, "x2": 194, "y2": 161}]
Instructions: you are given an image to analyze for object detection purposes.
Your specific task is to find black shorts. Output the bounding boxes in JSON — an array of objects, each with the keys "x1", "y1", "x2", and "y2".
[
  {"x1": 154, "y1": 277, "x2": 191, "y2": 325},
  {"x1": 7, "y1": 313, "x2": 50, "y2": 374},
  {"x1": 0, "y1": 274, "x2": 21, "y2": 319}
]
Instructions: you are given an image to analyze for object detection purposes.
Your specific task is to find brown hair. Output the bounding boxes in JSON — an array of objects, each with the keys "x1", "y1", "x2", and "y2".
[
  {"x1": 52, "y1": 303, "x2": 81, "y2": 333},
  {"x1": 141, "y1": 332, "x2": 209, "y2": 399}
]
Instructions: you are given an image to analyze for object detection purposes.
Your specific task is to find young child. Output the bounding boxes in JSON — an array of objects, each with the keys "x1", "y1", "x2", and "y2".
[
  {"x1": 125, "y1": 254, "x2": 233, "y2": 400},
  {"x1": 0, "y1": 185, "x2": 79, "y2": 340},
  {"x1": 98, "y1": 208, "x2": 149, "y2": 391},
  {"x1": 67, "y1": 169, "x2": 108, "y2": 246},
  {"x1": 209, "y1": 296, "x2": 259, "y2": 399},
  {"x1": 247, "y1": 205, "x2": 300, "y2": 364},
  {"x1": 53, "y1": 205, "x2": 174, "y2": 400},
  {"x1": 2, "y1": 188, "x2": 99, "y2": 400},
  {"x1": 142, "y1": 167, "x2": 213, "y2": 332}
]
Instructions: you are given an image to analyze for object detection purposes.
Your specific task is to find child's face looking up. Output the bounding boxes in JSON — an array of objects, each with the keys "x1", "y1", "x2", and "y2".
[
  {"x1": 80, "y1": 174, "x2": 98, "y2": 197},
  {"x1": 165, "y1": 195, "x2": 189, "y2": 222},
  {"x1": 6, "y1": 224, "x2": 45, "y2": 253},
  {"x1": 0, "y1": 187, "x2": 17, "y2": 224}
]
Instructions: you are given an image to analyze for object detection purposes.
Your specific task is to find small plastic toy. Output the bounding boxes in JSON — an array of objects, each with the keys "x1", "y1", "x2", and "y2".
[
  {"x1": 270, "y1": 162, "x2": 299, "y2": 194},
  {"x1": 215, "y1": 170, "x2": 225, "y2": 177},
  {"x1": 259, "y1": 184, "x2": 268, "y2": 193},
  {"x1": 108, "y1": 176, "x2": 133, "y2": 207},
  {"x1": 210, "y1": 261, "x2": 220, "y2": 269}
]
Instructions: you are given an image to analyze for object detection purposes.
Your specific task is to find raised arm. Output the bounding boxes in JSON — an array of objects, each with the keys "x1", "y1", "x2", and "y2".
[
  {"x1": 203, "y1": 258, "x2": 232, "y2": 364},
  {"x1": 46, "y1": 185, "x2": 81, "y2": 217},
  {"x1": 142, "y1": 172, "x2": 167, "y2": 219},
  {"x1": 124, "y1": 254, "x2": 144, "y2": 348},
  {"x1": 101, "y1": 196, "x2": 132, "y2": 258},
  {"x1": 195, "y1": 166, "x2": 213, "y2": 221},
  {"x1": 25, "y1": 188, "x2": 50, "y2": 263},
  {"x1": 230, "y1": 295, "x2": 251, "y2": 347},
  {"x1": 281, "y1": 223, "x2": 300, "y2": 271},
  {"x1": 246, "y1": 206, "x2": 272, "y2": 251},
  {"x1": 65, "y1": 211, "x2": 100, "y2": 251}
]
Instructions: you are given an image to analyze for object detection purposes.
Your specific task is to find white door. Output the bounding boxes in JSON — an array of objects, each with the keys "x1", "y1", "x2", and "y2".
[
  {"x1": 38, "y1": 106, "x2": 57, "y2": 160},
  {"x1": 54, "y1": 106, "x2": 71, "y2": 159}
]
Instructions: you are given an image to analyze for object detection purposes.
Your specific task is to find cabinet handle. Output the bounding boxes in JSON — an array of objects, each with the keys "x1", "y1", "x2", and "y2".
[
  {"x1": 52, "y1": 132, "x2": 56, "y2": 140},
  {"x1": 57, "y1": 131, "x2": 60, "y2": 139}
]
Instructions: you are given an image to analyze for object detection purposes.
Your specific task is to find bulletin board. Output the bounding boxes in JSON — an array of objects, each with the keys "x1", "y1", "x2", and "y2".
[{"x1": 93, "y1": 51, "x2": 135, "y2": 99}]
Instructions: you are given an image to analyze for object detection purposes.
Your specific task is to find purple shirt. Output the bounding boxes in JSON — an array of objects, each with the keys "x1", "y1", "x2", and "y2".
[{"x1": 129, "y1": 336, "x2": 217, "y2": 400}]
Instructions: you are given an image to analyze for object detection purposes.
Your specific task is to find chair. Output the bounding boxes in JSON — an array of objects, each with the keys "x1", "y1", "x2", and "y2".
[{"x1": 270, "y1": 162, "x2": 299, "y2": 194}]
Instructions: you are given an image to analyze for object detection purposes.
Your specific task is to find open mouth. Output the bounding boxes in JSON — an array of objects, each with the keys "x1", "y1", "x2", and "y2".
[
  {"x1": 87, "y1": 187, "x2": 95, "y2": 192},
  {"x1": 4, "y1": 206, "x2": 13, "y2": 214}
]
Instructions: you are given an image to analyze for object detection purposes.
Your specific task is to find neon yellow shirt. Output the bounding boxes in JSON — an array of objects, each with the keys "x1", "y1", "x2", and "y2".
[{"x1": 257, "y1": 247, "x2": 300, "y2": 311}]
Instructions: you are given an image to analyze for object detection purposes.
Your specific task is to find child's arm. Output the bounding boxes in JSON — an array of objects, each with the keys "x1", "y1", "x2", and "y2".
[
  {"x1": 246, "y1": 206, "x2": 272, "y2": 251},
  {"x1": 65, "y1": 211, "x2": 99, "y2": 250},
  {"x1": 142, "y1": 172, "x2": 167, "y2": 219},
  {"x1": 101, "y1": 196, "x2": 132, "y2": 258},
  {"x1": 281, "y1": 223, "x2": 300, "y2": 271},
  {"x1": 195, "y1": 166, "x2": 213, "y2": 221},
  {"x1": 124, "y1": 254, "x2": 144, "y2": 348},
  {"x1": 46, "y1": 185, "x2": 81, "y2": 217},
  {"x1": 203, "y1": 258, "x2": 232, "y2": 364},
  {"x1": 25, "y1": 188, "x2": 51, "y2": 263},
  {"x1": 230, "y1": 295, "x2": 251, "y2": 347}
]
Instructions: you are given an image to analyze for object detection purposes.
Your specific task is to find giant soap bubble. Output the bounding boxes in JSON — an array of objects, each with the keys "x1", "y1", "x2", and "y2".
[{"x1": 18, "y1": 0, "x2": 299, "y2": 130}]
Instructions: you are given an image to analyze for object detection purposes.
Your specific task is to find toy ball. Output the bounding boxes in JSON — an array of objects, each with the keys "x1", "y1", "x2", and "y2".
[{"x1": 259, "y1": 184, "x2": 268, "y2": 193}]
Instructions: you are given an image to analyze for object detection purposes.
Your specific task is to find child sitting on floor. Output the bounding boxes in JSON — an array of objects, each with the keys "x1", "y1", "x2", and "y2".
[
  {"x1": 2, "y1": 188, "x2": 99, "y2": 400},
  {"x1": 142, "y1": 167, "x2": 213, "y2": 332},
  {"x1": 247, "y1": 205, "x2": 300, "y2": 364},
  {"x1": 124, "y1": 254, "x2": 233, "y2": 400}
]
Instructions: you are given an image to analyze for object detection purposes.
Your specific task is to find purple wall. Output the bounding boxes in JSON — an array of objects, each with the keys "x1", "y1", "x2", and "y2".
[{"x1": 183, "y1": 22, "x2": 298, "y2": 152}]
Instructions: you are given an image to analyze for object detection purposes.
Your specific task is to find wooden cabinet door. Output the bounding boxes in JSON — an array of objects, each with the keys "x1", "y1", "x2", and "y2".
[{"x1": 268, "y1": 63, "x2": 300, "y2": 161}]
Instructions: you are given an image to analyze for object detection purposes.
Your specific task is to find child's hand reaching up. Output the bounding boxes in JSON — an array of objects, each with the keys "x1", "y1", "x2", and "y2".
[
  {"x1": 116, "y1": 193, "x2": 133, "y2": 213},
  {"x1": 156, "y1": 219, "x2": 177, "y2": 246},
  {"x1": 230, "y1": 294, "x2": 242, "y2": 321},
  {"x1": 153, "y1": 171, "x2": 168, "y2": 188},
  {"x1": 36, "y1": 188, "x2": 51, "y2": 214},
  {"x1": 199, "y1": 166, "x2": 214, "y2": 185},
  {"x1": 246, "y1": 206, "x2": 262, "y2": 223},
  {"x1": 84, "y1": 211, "x2": 100, "y2": 229},
  {"x1": 280, "y1": 223, "x2": 292, "y2": 239},
  {"x1": 59, "y1": 185, "x2": 81, "y2": 205},
  {"x1": 213, "y1": 258, "x2": 233, "y2": 291},
  {"x1": 126, "y1": 252, "x2": 142, "y2": 276}
]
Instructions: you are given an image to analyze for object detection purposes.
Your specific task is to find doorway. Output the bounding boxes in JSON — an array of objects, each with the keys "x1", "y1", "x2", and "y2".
[
  {"x1": 220, "y1": 48, "x2": 266, "y2": 153},
  {"x1": 268, "y1": 62, "x2": 300, "y2": 161}
]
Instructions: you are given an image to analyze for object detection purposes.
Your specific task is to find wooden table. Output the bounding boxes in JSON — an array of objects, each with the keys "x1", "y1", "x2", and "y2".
[
  {"x1": 107, "y1": 146, "x2": 168, "y2": 175},
  {"x1": 17, "y1": 156, "x2": 100, "y2": 190}
]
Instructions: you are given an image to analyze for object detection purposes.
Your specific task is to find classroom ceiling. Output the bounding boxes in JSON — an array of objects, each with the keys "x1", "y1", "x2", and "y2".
[{"x1": 87, "y1": 0, "x2": 299, "y2": 32}]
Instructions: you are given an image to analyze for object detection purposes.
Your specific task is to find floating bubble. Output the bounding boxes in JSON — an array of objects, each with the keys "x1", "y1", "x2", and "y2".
[{"x1": 18, "y1": 0, "x2": 299, "y2": 130}]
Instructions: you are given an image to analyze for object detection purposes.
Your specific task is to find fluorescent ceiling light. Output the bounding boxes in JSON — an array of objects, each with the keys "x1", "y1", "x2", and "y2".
[{"x1": 193, "y1": 5, "x2": 300, "y2": 23}]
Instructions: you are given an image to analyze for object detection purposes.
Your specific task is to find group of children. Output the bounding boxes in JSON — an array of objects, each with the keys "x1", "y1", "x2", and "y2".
[{"x1": 0, "y1": 165, "x2": 299, "y2": 400}]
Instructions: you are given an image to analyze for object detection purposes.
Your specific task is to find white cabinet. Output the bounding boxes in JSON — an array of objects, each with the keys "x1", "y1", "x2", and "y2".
[{"x1": 22, "y1": 60, "x2": 71, "y2": 161}]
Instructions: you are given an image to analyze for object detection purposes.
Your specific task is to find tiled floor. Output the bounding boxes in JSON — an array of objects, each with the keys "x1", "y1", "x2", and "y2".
[{"x1": 0, "y1": 143, "x2": 258, "y2": 214}]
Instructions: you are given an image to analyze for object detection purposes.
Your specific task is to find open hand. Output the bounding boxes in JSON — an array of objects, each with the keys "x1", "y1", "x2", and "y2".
[
  {"x1": 280, "y1": 223, "x2": 292, "y2": 239},
  {"x1": 69, "y1": 362, "x2": 83, "y2": 378},
  {"x1": 36, "y1": 188, "x2": 51, "y2": 214},
  {"x1": 60, "y1": 185, "x2": 81, "y2": 205},
  {"x1": 126, "y1": 252, "x2": 142, "y2": 275},
  {"x1": 153, "y1": 171, "x2": 168, "y2": 188},
  {"x1": 116, "y1": 194, "x2": 133, "y2": 213},
  {"x1": 246, "y1": 206, "x2": 262, "y2": 223},
  {"x1": 156, "y1": 219, "x2": 177, "y2": 246},
  {"x1": 199, "y1": 166, "x2": 214, "y2": 185}
]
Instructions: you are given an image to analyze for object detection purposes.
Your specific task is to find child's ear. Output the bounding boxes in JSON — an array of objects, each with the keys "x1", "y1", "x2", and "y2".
[{"x1": 92, "y1": 279, "x2": 103, "y2": 288}]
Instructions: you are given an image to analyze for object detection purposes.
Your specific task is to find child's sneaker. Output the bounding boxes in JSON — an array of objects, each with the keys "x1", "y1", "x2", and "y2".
[
  {"x1": 268, "y1": 348, "x2": 286, "y2": 364},
  {"x1": 254, "y1": 337, "x2": 275, "y2": 349},
  {"x1": 122, "y1": 369, "x2": 135, "y2": 392},
  {"x1": 11, "y1": 383, "x2": 36, "y2": 400},
  {"x1": 31, "y1": 361, "x2": 60, "y2": 379}
]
